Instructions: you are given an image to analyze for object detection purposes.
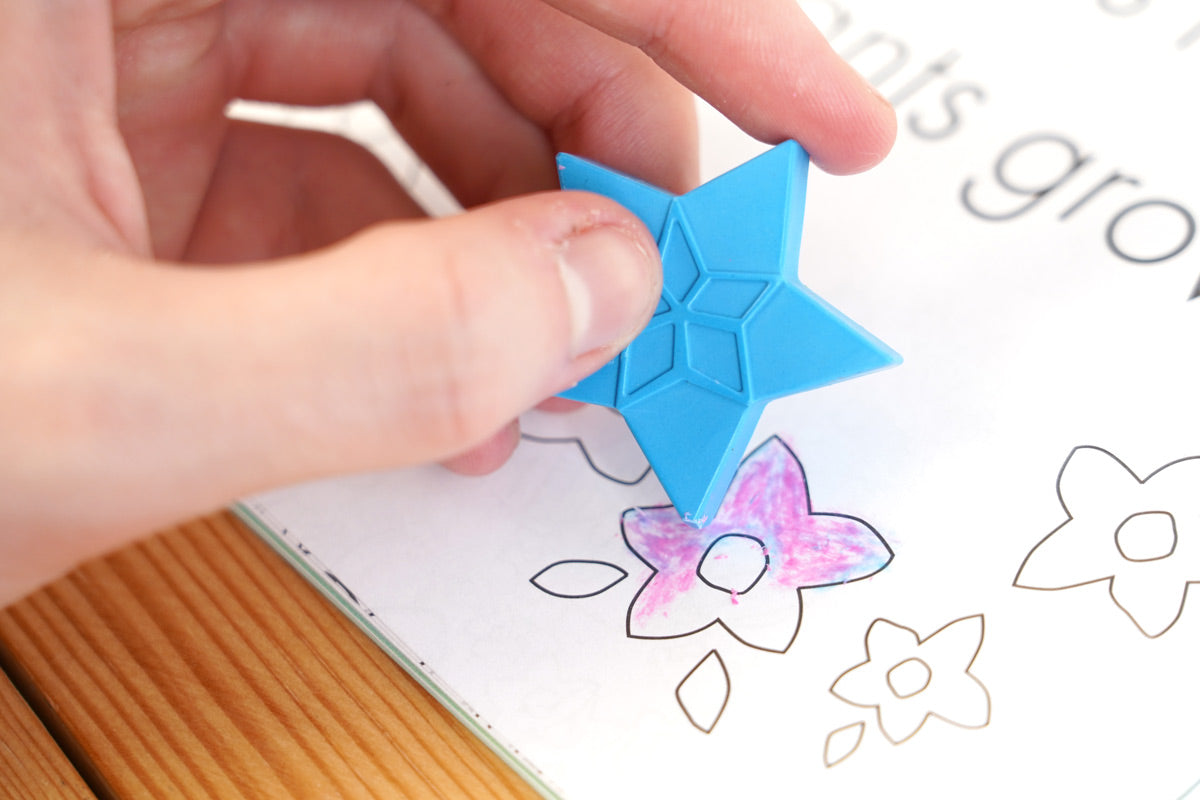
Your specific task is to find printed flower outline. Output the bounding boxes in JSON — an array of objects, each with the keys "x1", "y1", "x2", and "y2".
[
  {"x1": 521, "y1": 406, "x2": 651, "y2": 485},
  {"x1": 621, "y1": 436, "x2": 893, "y2": 653},
  {"x1": 1015, "y1": 446, "x2": 1200, "y2": 637},
  {"x1": 830, "y1": 615, "x2": 991, "y2": 745}
]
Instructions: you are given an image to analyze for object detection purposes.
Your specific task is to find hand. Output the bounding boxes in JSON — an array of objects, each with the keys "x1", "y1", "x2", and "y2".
[{"x1": 0, "y1": 0, "x2": 895, "y2": 604}]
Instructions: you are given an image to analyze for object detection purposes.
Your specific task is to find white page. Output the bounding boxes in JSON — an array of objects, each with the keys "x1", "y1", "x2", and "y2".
[{"x1": 239, "y1": 1, "x2": 1200, "y2": 796}]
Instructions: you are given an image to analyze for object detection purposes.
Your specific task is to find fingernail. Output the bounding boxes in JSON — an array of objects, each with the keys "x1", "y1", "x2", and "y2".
[{"x1": 557, "y1": 225, "x2": 659, "y2": 359}]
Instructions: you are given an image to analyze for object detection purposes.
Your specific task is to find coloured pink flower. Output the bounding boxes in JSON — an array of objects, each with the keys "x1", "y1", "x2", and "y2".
[
  {"x1": 830, "y1": 616, "x2": 991, "y2": 744},
  {"x1": 1015, "y1": 446, "x2": 1200, "y2": 637},
  {"x1": 621, "y1": 436, "x2": 892, "y2": 653}
]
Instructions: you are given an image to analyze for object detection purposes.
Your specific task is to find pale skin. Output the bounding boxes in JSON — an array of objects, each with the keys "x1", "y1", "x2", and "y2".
[{"x1": 0, "y1": 0, "x2": 895, "y2": 605}]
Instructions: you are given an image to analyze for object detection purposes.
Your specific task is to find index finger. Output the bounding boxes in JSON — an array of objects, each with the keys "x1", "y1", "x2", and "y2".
[{"x1": 540, "y1": 0, "x2": 896, "y2": 174}]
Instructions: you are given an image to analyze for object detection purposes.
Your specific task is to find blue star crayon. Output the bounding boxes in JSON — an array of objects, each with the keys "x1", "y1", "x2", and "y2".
[{"x1": 556, "y1": 141, "x2": 900, "y2": 526}]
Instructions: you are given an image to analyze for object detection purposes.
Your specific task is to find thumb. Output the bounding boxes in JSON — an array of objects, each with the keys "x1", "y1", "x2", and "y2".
[
  {"x1": 254, "y1": 190, "x2": 662, "y2": 474},
  {"x1": 2, "y1": 191, "x2": 660, "y2": 569}
]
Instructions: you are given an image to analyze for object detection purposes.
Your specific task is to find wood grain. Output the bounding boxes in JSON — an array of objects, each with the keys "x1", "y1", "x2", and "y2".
[
  {"x1": 0, "y1": 665, "x2": 96, "y2": 800},
  {"x1": 0, "y1": 512, "x2": 542, "y2": 800}
]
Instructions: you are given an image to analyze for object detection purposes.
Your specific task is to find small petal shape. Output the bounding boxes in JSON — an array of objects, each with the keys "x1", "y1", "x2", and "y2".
[
  {"x1": 676, "y1": 650, "x2": 730, "y2": 734},
  {"x1": 823, "y1": 722, "x2": 866, "y2": 768},
  {"x1": 530, "y1": 560, "x2": 628, "y2": 599}
]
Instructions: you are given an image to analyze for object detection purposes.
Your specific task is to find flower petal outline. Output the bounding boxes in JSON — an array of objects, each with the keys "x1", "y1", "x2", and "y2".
[
  {"x1": 823, "y1": 722, "x2": 866, "y2": 768},
  {"x1": 521, "y1": 406, "x2": 651, "y2": 485},
  {"x1": 831, "y1": 615, "x2": 991, "y2": 745},
  {"x1": 530, "y1": 560, "x2": 629, "y2": 599},
  {"x1": 1015, "y1": 446, "x2": 1200, "y2": 638},
  {"x1": 676, "y1": 650, "x2": 731, "y2": 734},
  {"x1": 621, "y1": 436, "x2": 892, "y2": 653}
]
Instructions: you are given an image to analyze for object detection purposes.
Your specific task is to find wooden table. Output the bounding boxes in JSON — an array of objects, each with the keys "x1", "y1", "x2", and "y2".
[{"x1": 0, "y1": 512, "x2": 540, "y2": 799}]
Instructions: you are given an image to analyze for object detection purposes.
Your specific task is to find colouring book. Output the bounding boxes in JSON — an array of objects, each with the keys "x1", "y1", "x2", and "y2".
[{"x1": 236, "y1": 1, "x2": 1200, "y2": 796}]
